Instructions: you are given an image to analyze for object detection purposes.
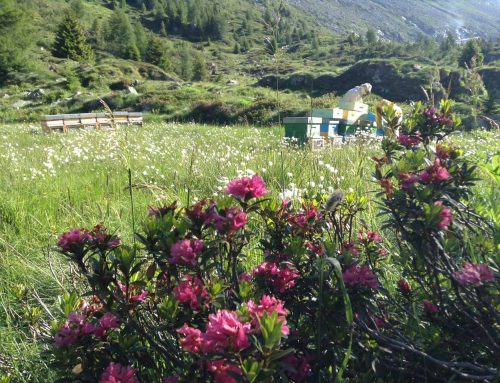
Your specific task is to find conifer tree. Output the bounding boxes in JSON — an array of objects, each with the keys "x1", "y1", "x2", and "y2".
[
  {"x1": 105, "y1": 9, "x2": 140, "y2": 60},
  {"x1": 192, "y1": 52, "x2": 208, "y2": 81},
  {"x1": 366, "y1": 28, "x2": 377, "y2": 44},
  {"x1": 53, "y1": 11, "x2": 94, "y2": 62},
  {"x1": 177, "y1": 49, "x2": 193, "y2": 80},
  {"x1": 0, "y1": 0, "x2": 32, "y2": 85},
  {"x1": 459, "y1": 39, "x2": 484, "y2": 68},
  {"x1": 160, "y1": 21, "x2": 168, "y2": 37},
  {"x1": 145, "y1": 35, "x2": 171, "y2": 71}
]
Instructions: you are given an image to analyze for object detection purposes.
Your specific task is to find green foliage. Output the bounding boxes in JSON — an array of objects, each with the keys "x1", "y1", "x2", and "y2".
[
  {"x1": 145, "y1": 35, "x2": 171, "y2": 71},
  {"x1": 0, "y1": 0, "x2": 32, "y2": 85},
  {"x1": 459, "y1": 39, "x2": 484, "y2": 69},
  {"x1": 52, "y1": 11, "x2": 94, "y2": 62},
  {"x1": 105, "y1": 8, "x2": 140, "y2": 60},
  {"x1": 365, "y1": 28, "x2": 377, "y2": 45},
  {"x1": 192, "y1": 52, "x2": 208, "y2": 81}
]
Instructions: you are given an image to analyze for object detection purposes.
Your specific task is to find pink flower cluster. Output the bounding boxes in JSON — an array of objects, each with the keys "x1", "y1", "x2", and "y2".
[
  {"x1": 177, "y1": 310, "x2": 251, "y2": 354},
  {"x1": 342, "y1": 241, "x2": 361, "y2": 257},
  {"x1": 398, "y1": 134, "x2": 421, "y2": 149},
  {"x1": 206, "y1": 359, "x2": 242, "y2": 383},
  {"x1": 434, "y1": 201, "x2": 453, "y2": 230},
  {"x1": 170, "y1": 239, "x2": 204, "y2": 266},
  {"x1": 252, "y1": 261, "x2": 299, "y2": 293},
  {"x1": 424, "y1": 107, "x2": 453, "y2": 126},
  {"x1": 422, "y1": 300, "x2": 439, "y2": 315},
  {"x1": 100, "y1": 362, "x2": 138, "y2": 383},
  {"x1": 399, "y1": 172, "x2": 419, "y2": 192},
  {"x1": 419, "y1": 158, "x2": 451, "y2": 184},
  {"x1": 209, "y1": 207, "x2": 248, "y2": 234},
  {"x1": 288, "y1": 204, "x2": 323, "y2": 231},
  {"x1": 57, "y1": 228, "x2": 91, "y2": 254},
  {"x1": 116, "y1": 281, "x2": 148, "y2": 304},
  {"x1": 397, "y1": 279, "x2": 411, "y2": 294},
  {"x1": 453, "y1": 262, "x2": 495, "y2": 287},
  {"x1": 247, "y1": 295, "x2": 289, "y2": 335},
  {"x1": 54, "y1": 311, "x2": 119, "y2": 348},
  {"x1": 283, "y1": 353, "x2": 313, "y2": 383},
  {"x1": 343, "y1": 265, "x2": 379, "y2": 289},
  {"x1": 225, "y1": 174, "x2": 268, "y2": 201},
  {"x1": 358, "y1": 230, "x2": 383, "y2": 244},
  {"x1": 173, "y1": 275, "x2": 209, "y2": 310}
]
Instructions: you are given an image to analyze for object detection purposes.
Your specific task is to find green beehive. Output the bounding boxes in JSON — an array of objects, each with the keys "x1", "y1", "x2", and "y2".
[{"x1": 283, "y1": 117, "x2": 322, "y2": 145}]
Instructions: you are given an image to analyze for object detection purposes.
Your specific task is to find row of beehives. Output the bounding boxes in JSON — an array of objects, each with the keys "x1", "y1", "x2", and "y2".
[{"x1": 283, "y1": 107, "x2": 384, "y2": 146}]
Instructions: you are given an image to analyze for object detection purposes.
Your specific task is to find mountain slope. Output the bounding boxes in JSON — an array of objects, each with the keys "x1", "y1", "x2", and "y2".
[{"x1": 288, "y1": 0, "x2": 500, "y2": 40}]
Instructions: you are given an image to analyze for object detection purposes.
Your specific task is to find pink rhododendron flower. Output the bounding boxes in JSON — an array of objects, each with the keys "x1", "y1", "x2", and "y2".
[
  {"x1": 288, "y1": 204, "x2": 323, "y2": 230},
  {"x1": 225, "y1": 174, "x2": 268, "y2": 201},
  {"x1": 343, "y1": 266, "x2": 379, "y2": 289},
  {"x1": 99, "y1": 363, "x2": 138, "y2": 383},
  {"x1": 422, "y1": 300, "x2": 439, "y2": 315},
  {"x1": 399, "y1": 172, "x2": 419, "y2": 192},
  {"x1": 163, "y1": 377, "x2": 179, "y2": 383},
  {"x1": 170, "y1": 239, "x2": 204, "y2": 266},
  {"x1": 173, "y1": 275, "x2": 209, "y2": 310},
  {"x1": 203, "y1": 310, "x2": 251, "y2": 353},
  {"x1": 252, "y1": 261, "x2": 298, "y2": 293},
  {"x1": 283, "y1": 353, "x2": 313, "y2": 383},
  {"x1": 116, "y1": 281, "x2": 148, "y2": 304},
  {"x1": 358, "y1": 230, "x2": 382, "y2": 243},
  {"x1": 177, "y1": 324, "x2": 203, "y2": 354},
  {"x1": 419, "y1": 158, "x2": 451, "y2": 184},
  {"x1": 247, "y1": 295, "x2": 289, "y2": 335},
  {"x1": 342, "y1": 241, "x2": 361, "y2": 257},
  {"x1": 57, "y1": 228, "x2": 91, "y2": 254},
  {"x1": 434, "y1": 201, "x2": 453, "y2": 230},
  {"x1": 397, "y1": 279, "x2": 411, "y2": 294},
  {"x1": 206, "y1": 359, "x2": 242, "y2": 383},
  {"x1": 454, "y1": 262, "x2": 495, "y2": 287},
  {"x1": 54, "y1": 323, "x2": 79, "y2": 348},
  {"x1": 99, "y1": 312, "x2": 119, "y2": 330},
  {"x1": 90, "y1": 224, "x2": 121, "y2": 251},
  {"x1": 210, "y1": 207, "x2": 248, "y2": 234},
  {"x1": 398, "y1": 134, "x2": 420, "y2": 149}
]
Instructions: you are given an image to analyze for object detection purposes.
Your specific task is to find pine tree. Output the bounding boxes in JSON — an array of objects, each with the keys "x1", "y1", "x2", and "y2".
[
  {"x1": 366, "y1": 28, "x2": 377, "y2": 45},
  {"x1": 145, "y1": 35, "x2": 171, "y2": 71},
  {"x1": 0, "y1": 0, "x2": 32, "y2": 85},
  {"x1": 459, "y1": 39, "x2": 484, "y2": 68},
  {"x1": 70, "y1": 0, "x2": 85, "y2": 18},
  {"x1": 134, "y1": 22, "x2": 148, "y2": 59},
  {"x1": 53, "y1": 11, "x2": 94, "y2": 62},
  {"x1": 192, "y1": 52, "x2": 208, "y2": 81},
  {"x1": 105, "y1": 9, "x2": 140, "y2": 60},
  {"x1": 177, "y1": 49, "x2": 193, "y2": 80}
]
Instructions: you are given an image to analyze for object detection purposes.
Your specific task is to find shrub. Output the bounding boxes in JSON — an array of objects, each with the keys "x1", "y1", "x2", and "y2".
[{"x1": 49, "y1": 103, "x2": 498, "y2": 382}]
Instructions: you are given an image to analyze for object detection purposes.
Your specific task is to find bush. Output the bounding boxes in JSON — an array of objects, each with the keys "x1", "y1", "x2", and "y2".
[{"x1": 49, "y1": 102, "x2": 498, "y2": 382}]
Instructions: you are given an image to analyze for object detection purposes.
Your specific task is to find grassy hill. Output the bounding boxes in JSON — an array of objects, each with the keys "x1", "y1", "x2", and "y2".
[{"x1": 0, "y1": 0, "x2": 499, "y2": 127}]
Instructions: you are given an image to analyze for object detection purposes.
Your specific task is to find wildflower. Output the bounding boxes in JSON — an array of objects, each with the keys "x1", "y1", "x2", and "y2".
[
  {"x1": 399, "y1": 172, "x2": 419, "y2": 192},
  {"x1": 434, "y1": 201, "x2": 453, "y2": 230},
  {"x1": 177, "y1": 324, "x2": 203, "y2": 354},
  {"x1": 419, "y1": 158, "x2": 451, "y2": 184},
  {"x1": 170, "y1": 239, "x2": 204, "y2": 266},
  {"x1": 252, "y1": 261, "x2": 298, "y2": 293},
  {"x1": 148, "y1": 202, "x2": 177, "y2": 217},
  {"x1": 288, "y1": 204, "x2": 323, "y2": 231},
  {"x1": 225, "y1": 174, "x2": 268, "y2": 201},
  {"x1": 99, "y1": 363, "x2": 138, "y2": 383},
  {"x1": 342, "y1": 241, "x2": 361, "y2": 257},
  {"x1": 422, "y1": 300, "x2": 439, "y2": 315},
  {"x1": 57, "y1": 228, "x2": 91, "y2": 254},
  {"x1": 90, "y1": 224, "x2": 120, "y2": 251},
  {"x1": 398, "y1": 134, "x2": 420, "y2": 149},
  {"x1": 116, "y1": 281, "x2": 149, "y2": 304},
  {"x1": 163, "y1": 377, "x2": 179, "y2": 383},
  {"x1": 203, "y1": 310, "x2": 251, "y2": 353},
  {"x1": 247, "y1": 295, "x2": 289, "y2": 335},
  {"x1": 397, "y1": 279, "x2": 411, "y2": 294},
  {"x1": 210, "y1": 207, "x2": 248, "y2": 234},
  {"x1": 206, "y1": 359, "x2": 242, "y2": 383},
  {"x1": 343, "y1": 266, "x2": 379, "y2": 289},
  {"x1": 173, "y1": 275, "x2": 209, "y2": 310},
  {"x1": 358, "y1": 230, "x2": 382, "y2": 243},
  {"x1": 454, "y1": 262, "x2": 495, "y2": 287},
  {"x1": 99, "y1": 312, "x2": 119, "y2": 330}
]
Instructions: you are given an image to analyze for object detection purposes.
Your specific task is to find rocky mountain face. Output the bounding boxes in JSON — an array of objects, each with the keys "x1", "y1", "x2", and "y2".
[{"x1": 288, "y1": 0, "x2": 500, "y2": 41}]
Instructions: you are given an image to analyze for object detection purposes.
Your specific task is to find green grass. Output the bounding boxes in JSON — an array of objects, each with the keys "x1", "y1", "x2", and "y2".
[{"x1": 0, "y1": 122, "x2": 498, "y2": 381}]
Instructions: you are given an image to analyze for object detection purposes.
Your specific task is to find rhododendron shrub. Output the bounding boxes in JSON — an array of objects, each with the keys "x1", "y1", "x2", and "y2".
[
  {"x1": 49, "y1": 102, "x2": 498, "y2": 382},
  {"x1": 370, "y1": 99, "x2": 499, "y2": 381}
]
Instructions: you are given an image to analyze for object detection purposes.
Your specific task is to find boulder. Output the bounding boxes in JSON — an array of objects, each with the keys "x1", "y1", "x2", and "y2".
[
  {"x1": 26, "y1": 89, "x2": 45, "y2": 100},
  {"x1": 127, "y1": 86, "x2": 138, "y2": 95}
]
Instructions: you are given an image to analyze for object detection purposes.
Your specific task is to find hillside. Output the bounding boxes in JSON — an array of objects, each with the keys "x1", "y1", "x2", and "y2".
[
  {"x1": 290, "y1": 0, "x2": 500, "y2": 41},
  {"x1": 0, "y1": 0, "x2": 499, "y2": 127}
]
